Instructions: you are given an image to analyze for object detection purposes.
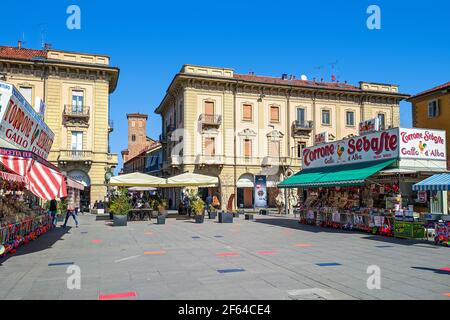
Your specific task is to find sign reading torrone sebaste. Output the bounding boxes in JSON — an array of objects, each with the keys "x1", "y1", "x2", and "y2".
[
  {"x1": 254, "y1": 175, "x2": 267, "y2": 208},
  {"x1": 302, "y1": 127, "x2": 447, "y2": 169},
  {"x1": 0, "y1": 81, "x2": 54, "y2": 158}
]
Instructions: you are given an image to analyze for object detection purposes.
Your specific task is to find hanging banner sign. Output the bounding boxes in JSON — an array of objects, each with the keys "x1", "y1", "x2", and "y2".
[
  {"x1": 314, "y1": 131, "x2": 329, "y2": 145},
  {"x1": 399, "y1": 128, "x2": 446, "y2": 161},
  {"x1": 359, "y1": 118, "x2": 380, "y2": 135},
  {"x1": 254, "y1": 175, "x2": 267, "y2": 208},
  {"x1": 0, "y1": 81, "x2": 54, "y2": 159}
]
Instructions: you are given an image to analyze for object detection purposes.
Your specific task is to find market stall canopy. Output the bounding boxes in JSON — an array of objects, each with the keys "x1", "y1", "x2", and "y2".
[
  {"x1": 0, "y1": 148, "x2": 67, "y2": 200},
  {"x1": 0, "y1": 171, "x2": 28, "y2": 184},
  {"x1": 278, "y1": 159, "x2": 396, "y2": 189},
  {"x1": 109, "y1": 172, "x2": 166, "y2": 187},
  {"x1": 66, "y1": 177, "x2": 85, "y2": 191},
  {"x1": 412, "y1": 173, "x2": 450, "y2": 191},
  {"x1": 165, "y1": 172, "x2": 219, "y2": 187},
  {"x1": 236, "y1": 175, "x2": 254, "y2": 188},
  {"x1": 129, "y1": 186, "x2": 157, "y2": 191}
]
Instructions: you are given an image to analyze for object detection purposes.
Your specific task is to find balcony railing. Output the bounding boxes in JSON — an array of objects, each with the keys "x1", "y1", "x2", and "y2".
[
  {"x1": 107, "y1": 153, "x2": 118, "y2": 164},
  {"x1": 58, "y1": 150, "x2": 93, "y2": 162},
  {"x1": 199, "y1": 114, "x2": 222, "y2": 127},
  {"x1": 293, "y1": 120, "x2": 313, "y2": 130},
  {"x1": 63, "y1": 105, "x2": 90, "y2": 118},
  {"x1": 196, "y1": 154, "x2": 224, "y2": 165}
]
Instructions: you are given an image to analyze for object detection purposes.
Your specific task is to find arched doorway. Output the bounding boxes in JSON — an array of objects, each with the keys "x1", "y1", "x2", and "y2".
[
  {"x1": 68, "y1": 170, "x2": 91, "y2": 212},
  {"x1": 237, "y1": 173, "x2": 254, "y2": 208}
]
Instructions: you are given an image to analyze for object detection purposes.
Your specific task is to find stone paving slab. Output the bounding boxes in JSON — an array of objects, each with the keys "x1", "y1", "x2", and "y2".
[{"x1": 0, "y1": 214, "x2": 448, "y2": 300}]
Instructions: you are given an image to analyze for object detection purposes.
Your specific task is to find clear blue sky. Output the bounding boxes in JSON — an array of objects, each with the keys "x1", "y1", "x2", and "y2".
[{"x1": 4, "y1": 0, "x2": 450, "y2": 172}]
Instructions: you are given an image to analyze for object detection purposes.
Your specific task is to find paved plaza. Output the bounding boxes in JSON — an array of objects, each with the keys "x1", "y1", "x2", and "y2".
[{"x1": 0, "y1": 214, "x2": 449, "y2": 300}]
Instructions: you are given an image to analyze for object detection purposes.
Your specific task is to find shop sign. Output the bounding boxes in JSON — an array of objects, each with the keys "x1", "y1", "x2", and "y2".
[
  {"x1": 302, "y1": 128, "x2": 399, "y2": 169},
  {"x1": 399, "y1": 128, "x2": 446, "y2": 161},
  {"x1": 68, "y1": 170, "x2": 90, "y2": 187},
  {"x1": 359, "y1": 118, "x2": 380, "y2": 135},
  {"x1": 314, "y1": 132, "x2": 329, "y2": 145},
  {"x1": 254, "y1": 175, "x2": 267, "y2": 208},
  {"x1": 0, "y1": 81, "x2": 54, "y2": 158},
  {"x1": 417, "y1": 191, "x2": 427, "y2": 203}
]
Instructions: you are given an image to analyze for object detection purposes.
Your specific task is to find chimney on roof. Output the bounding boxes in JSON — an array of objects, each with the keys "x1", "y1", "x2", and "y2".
[
  {"x1": 17, "y1": 40, "x2": 22, "y2": 49},
  {"x1": 293, "y1": 75, "x2": 296, "y2": 80},
  {"x1": 43, "y1": 43, "x2": 52, "y2": 51},
  {"x1": 281, "y1": 74, "x2": 288, "y2": 80}
]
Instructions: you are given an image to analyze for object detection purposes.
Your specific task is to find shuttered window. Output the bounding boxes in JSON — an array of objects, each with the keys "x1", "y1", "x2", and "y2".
[
  {"x1": 268, "y1": 141, "x2": 280, "y2": 157},
  {"x1": 204, "y1": 101, "x2": 214, "y2": 115},
  {"x1": 244, "y1": 139, "x2": 252, "y2": 157},
  {"x1": 204, "y1": 137, "x2": 215, "y2": 156},
  {"x1": 242, "y1": 104, "x2": 252, "y2": 121},
  {"x1": 270, "y1": 106, "x2": 280, "y2": 122}
]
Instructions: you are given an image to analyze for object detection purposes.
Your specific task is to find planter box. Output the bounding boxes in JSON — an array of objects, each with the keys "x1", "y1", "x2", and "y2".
[
  {"x1": 113, "y1": 214, "x2": 128, "y2": 227},
  {"x1": 157, "y1": 215, "x2": 166, "y2": 224},
  {"x1": 259, "y1": 209, "x2": 267, "y2": 215},
  {"x1": 233, "y1": 212, "x2": 240, "y2": 218},
  {"x1": 194, "y1": 215, "x2": 204, "y2": 223},
  {"x1": 218, "y1": 212, "x2": 233, "y2": 223},
  {"x1": 209, "y1": 211, "x2": 217, "y2": 220},
  {"x1": 245, "y1": 213, "x2": 254, "y2": 220}
]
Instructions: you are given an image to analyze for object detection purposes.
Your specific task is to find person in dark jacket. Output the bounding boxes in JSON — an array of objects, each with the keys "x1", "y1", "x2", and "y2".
[{"x1": 49, "y1": 199, "x2": 58, "y2": 227}]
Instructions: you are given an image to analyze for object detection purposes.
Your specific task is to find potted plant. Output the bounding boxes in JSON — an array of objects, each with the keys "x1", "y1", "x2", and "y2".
[
  {"x1": 57, "y1": 198, "x2": 68, "y2": 222},
  {"x1": 191, "y1": 198, "x2": 205, "y2": 223},
  {"x1": 208, "y1": 205, "x2": 217, "y2": 220},
  {"x1": 109, "y1": 189, "x2": 131, "y2": 226}
]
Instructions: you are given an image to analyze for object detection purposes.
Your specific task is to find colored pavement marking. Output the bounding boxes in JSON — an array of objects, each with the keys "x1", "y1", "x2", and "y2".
[
  {"x1": 440, "y1": 267, "x2": 450, "y2": 272},
  {"x1": 444, "y1": 293, "x2": 450, "y2": 297},
  {"x1": 217, "y1": 268, "x2": 245, "y2": 274},
  {"x1": 375, "y1": 245, "x2": 394, "y2": 248},
  {"x1": 214, "y1": 235, "x2": 224, "y2": 238},
  {"x1": 91, "y1": 240, "x2": 102, "y2": 244},
  {"x1": 216, "y1": 252, "x2": 239, "y2": 257},
  {"x1": 256, "y1": 250, "x2": 277, "y2": 255},
  {"x1": 316, "y1": 262, "x2": 342, "y2": 267},
  {"x1": 80, "y1": 231, "x2": 88, "y2": 234},
  {"x1": 48, "y1": 262, "x2": 74, "y2": 266},
  {"x1": 144, "y1": 250, "x2": 166, "y2": 255},
  {"x1": 295, "y1": 244, "x2": 313, "y2": 248},
  {"x1": 192, "y1": 236, "x2": 201, "y2": 239},
  {"x1": 98, "y1": 291, "x2": 137, "y2": 300}
]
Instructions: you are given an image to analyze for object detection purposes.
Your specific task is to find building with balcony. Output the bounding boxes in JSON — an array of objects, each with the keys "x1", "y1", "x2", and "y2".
[
  {"x1": 408, "y1": 81, "x2": 450, "y2": 168},
  {"x1": 155, "y1": 64, "x2": 409, "y2": 209},
  {"x1": 0, "y1": 43, "x2": 120, "y2": 207}
]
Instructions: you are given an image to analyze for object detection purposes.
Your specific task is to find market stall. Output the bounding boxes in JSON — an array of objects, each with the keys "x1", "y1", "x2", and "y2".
[{"x1": 279, "y1": 127, "x2": 448, "y2": 240}]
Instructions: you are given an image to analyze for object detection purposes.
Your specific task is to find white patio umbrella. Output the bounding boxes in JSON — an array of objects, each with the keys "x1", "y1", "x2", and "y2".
[
  {"x1": 109, "y1": 172, "x2": 166, "y2": 187},
  {"x1": 165, "y1": 172, "x2": 219, "y2": 187}
]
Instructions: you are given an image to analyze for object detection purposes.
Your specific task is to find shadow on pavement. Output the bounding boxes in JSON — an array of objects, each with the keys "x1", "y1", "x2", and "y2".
[
  {"x1": 411, "y1": 266, "x2": 450, "y2": 275},
  {"x1": 0, "y1": 226, "x2": 71, "y2": 265}
]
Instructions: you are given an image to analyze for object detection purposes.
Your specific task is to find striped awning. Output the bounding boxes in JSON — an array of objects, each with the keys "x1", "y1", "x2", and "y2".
[
  {"x1": 0, "y1": 148, "x2": 67, "y2": 200},
  {"x1": 0, "y1": 171, "x2": 28, "y2": 184},
  {"x1": 412, "y1": 174, "x2": 450, "y2": 191}
]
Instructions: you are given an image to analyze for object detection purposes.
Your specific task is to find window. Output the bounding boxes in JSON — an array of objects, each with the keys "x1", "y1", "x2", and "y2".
[
  {"x1": 268, "y1": 140, "x2": 280, "y2": 157},
  {"x1": 346, "y1": 111, "x2": 355, "y2": 126},
  {"x1": 71, "y1": 90, "x2": 84, "y2": 113},
  {"x1": 244, "y1": 139, "x2": 252, "y2": 157},
  {"x1": 322, "y1": 109, "x2": 331, "y2": 125},
  {"x1": 204, "y1": 137, "x2": 215, "y2": 156},
  {"x1": 428, "y1": 100, "x2": 439, "y2": 118},
  {"x1": 132, "y1": 121, "x2": 136, "y2": 127},
  {"x1": 377, "y1": 113, "x2": 386, "y2": 130},
  {"x1": 204, "y1": 101, "x2": 215, "y2": 115},
  {"x1": 297, "y1": 142, "x2": 306, "y2": 158},
  {"x1": 71, "y1": 131, "x2": 83, "y2": 150},
  {"x1": 270, "y1": 106, "x2": 280, "y2": 122},
  {"x1": 19, "y1": 87, "x2": 32, "y2": 104},
  {"x1": 242, "y1": 104, "x2": 253, "y2": 121},
  {"x1": 297, "y1": 108, "x2": 305, "y2": 126},
  {"x1": 179, "y1": 101, "x2": 184, "y2": 122},
  {"x1": 131, "y1": 134, "x2": 136, "y2": 142}
]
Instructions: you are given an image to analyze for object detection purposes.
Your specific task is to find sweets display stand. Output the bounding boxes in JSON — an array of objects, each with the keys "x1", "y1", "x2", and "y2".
[
  {"x1": 434, "y1": 221, "x2": 450, "y2": 246},
  {"x1": 394, "y1": 221, "x2": 425, "y2": 239}
]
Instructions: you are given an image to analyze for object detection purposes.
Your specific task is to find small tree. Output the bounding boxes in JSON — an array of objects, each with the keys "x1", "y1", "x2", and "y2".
[
  {"x1": 191, "y1": 198, "x2": 205, "y2": 215},
  {"x1": 109, "y1": 189, "x2": 131, "y2": 215}
]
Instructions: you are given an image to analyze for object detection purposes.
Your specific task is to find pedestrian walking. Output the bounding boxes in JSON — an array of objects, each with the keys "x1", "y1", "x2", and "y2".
[
  {"x1": 205, "y1": 193, "x2": 213, "y2": 213},
  {"x1": 49, "y1": 199, "x2": 58, "y2": 227},
  {"x1": 62, "y1": 199, "x2": 79, "y2": 228}
]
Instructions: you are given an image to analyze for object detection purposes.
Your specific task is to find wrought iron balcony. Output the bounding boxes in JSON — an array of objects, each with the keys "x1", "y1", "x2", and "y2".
[
  {"x1": 58, "y1": 150, "x2": 93, "y2": 164},
  {"x1": 199, "y1": 114, "x2": 222, "y2": 127},
  {"x1": 196, "y1": 154, "x2": 224, "y2": 165},
  {"x1": 292, "y1": 120, "x2": 313, "y2": 137}
]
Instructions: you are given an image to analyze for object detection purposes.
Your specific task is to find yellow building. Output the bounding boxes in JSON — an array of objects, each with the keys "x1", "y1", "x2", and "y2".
[
  {"x1": 409, "y1": 81, "x2": 450, "y2": 169},
  {"x1": 155, "y1": 64, "x2": 409, "y2": 210},
  {"x1": 0, "y1": 43, "x2": 119, "y2": 209}
]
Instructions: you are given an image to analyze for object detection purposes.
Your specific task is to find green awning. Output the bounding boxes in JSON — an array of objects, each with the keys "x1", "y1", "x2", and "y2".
[{"x1": 278, "y1": 159, "x2": 397, "y2": 188}]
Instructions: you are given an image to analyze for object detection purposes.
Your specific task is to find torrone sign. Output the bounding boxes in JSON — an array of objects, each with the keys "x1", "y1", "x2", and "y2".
[
  {"x1": 0, "y1": 81, "x2": 54, "y2": 158},
  {"x1": 302, "y1": 128, "x2": 446, "y2": 169}
]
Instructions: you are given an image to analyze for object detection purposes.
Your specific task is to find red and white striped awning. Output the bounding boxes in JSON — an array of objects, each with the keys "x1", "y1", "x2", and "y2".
[
  {"x1": 0, "y1": 148, "x2": 67, "y2": 200},
  {"x1": 0, "y1": 171, "x2": 29, "y2": 184}
]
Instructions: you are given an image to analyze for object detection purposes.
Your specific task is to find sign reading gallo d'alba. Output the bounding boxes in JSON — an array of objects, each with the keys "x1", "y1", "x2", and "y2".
[{"x1": 0, "y1": 81, "x2": 54, "y2": 159}]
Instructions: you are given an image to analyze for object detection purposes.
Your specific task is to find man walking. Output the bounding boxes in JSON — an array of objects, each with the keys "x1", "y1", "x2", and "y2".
[
  {"x1": 62, "y1": 199, "x2": 79, "y2": 228},
  {"x1": 49, "y1": 199, "x2": 58, "y2": 227}
]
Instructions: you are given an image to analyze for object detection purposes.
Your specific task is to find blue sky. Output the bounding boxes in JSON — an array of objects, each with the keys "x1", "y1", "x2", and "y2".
[{"x1": 4, "y1": 0, "x2": 450, "y2": 172}]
